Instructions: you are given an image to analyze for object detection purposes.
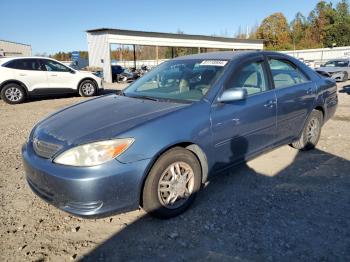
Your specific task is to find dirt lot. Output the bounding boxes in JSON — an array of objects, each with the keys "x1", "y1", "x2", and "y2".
[{"x1": 0, "y1": 81, "x2": 349, "y2": 262}]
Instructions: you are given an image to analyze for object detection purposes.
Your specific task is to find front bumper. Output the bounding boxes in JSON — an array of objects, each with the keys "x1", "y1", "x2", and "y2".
[
  {"x1": 22, "y1": 142, "x2": 151, "y2": 217},
  {"x1": 317, "y1": 71, "x2": 346, "y2": 81}
]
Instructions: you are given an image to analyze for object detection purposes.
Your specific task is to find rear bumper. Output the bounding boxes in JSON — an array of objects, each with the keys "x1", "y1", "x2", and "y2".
[
  {"x1": 324, "y1": 92, "x2": 338, "y2": 123},
  {"x1": 22, "y1": 142, "x2": 151, "y2": 217}
]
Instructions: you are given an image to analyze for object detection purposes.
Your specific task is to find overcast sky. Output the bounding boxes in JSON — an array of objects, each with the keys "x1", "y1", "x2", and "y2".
[{"x1": 0, "y1": 0, "x2": 343, "y2": 55}]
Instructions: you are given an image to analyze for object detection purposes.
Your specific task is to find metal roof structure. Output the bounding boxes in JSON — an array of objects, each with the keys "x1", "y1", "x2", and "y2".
[
  {"x1": 86, "y1": 28, "x2": 263, "y2": 44},
  {"x1": 86, "y1": 28, "x2": 264, "y2": 83}
]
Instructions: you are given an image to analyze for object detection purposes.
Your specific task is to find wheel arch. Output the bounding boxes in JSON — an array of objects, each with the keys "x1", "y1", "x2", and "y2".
[
  {"x1": 0, "y1": 79, "x2": 29, "y2": 95},
  {"x1": 139, "y1": 142, "x2": 209, "y2": 207},
  {"x1": 314, "y1": 105, "x2": 325, "y2": 123}
]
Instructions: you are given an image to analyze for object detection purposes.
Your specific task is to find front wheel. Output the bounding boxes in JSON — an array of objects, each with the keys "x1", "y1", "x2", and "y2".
[
  {"x1": 291, "y1": 110, "x2": 323, "y2": 150},
  {"x1": 142, "y1": 147, "x2": 202, "y2": 219},
  {"x1": 78, "y1": 79, "x2": 97, "y2": 97}
]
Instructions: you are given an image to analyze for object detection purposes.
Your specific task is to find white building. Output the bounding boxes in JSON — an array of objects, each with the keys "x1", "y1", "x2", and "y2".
[
  {"x1": 86, "y1": 28, "x2": 264, "y2": 83},
  {"x1": 280, "y1": 46, "x2": 350, "y2": 67},
  {"x1": 0, "y1": 40, "x2": 32, "y2": 57}
]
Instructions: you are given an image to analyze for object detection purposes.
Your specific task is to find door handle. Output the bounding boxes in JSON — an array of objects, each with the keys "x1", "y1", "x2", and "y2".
[
  {"x1": 51, "y1": 74, "x2": 58, "y2": 76},
  {"x1": 264, "y1": 100, "x2": 276, "y2": 108},
  {"x1": 19, "y1": 73, "x2": 26, "y2": 76}
]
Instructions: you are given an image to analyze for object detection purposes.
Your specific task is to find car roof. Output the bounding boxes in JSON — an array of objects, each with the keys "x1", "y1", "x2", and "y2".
[{"x1": 172, "y1": 51, "x2": 290, "y2": 61}]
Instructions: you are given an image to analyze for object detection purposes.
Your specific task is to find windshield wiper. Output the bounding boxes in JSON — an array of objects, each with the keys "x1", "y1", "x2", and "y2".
[{"x1": 128, "y1": 95, "x2": 159, "y2": 101}]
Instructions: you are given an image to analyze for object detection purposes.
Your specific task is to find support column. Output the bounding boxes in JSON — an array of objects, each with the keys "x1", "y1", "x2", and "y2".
[
  {"x1": 133, "y1": 44, "x2": 136, "y2": 69},
  {"x1": 103, "y1": 42, "x2": 112, "y2": 83},
  {"x1": 156, "y1": 46, "x2": 159, "y2": 65}
]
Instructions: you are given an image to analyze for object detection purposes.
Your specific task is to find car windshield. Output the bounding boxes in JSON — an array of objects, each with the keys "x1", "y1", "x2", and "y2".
[
  {"x1": 324, "y1": 60, "x2": 349, "y2": 67},
  {"x1": 124, "y1": 59, "x2": 228, "y2": 102}
]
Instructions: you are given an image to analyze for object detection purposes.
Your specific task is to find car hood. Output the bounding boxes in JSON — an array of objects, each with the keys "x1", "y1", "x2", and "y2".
[
  {"x1": 33, "y1": 94, "x2": 187, "y2": 146},
  {"x1": 77, "y1": 71, "x2": 96, "y2": 76},
  {"x1": 316, "y1": 67, "x2": 345, "y2": 73}
]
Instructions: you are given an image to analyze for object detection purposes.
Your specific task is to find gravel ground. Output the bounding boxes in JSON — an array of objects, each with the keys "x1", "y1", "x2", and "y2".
[{"x1": 0, "y1": 81, "x2": 349, "y2": 262}]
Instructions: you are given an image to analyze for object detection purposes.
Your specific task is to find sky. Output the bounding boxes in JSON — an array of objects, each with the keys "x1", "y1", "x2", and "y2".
[{"x1": 0, "y1": 0, "x2": 343, "y2": 55}]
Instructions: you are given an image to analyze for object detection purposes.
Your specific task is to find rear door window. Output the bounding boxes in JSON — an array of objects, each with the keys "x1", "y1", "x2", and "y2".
[
  {"x1": 268, "y1": 58, "x2": 309, "y2": 89},
  {"x1": 4, "y1": 59, "x2": 42, "y2": 71}
]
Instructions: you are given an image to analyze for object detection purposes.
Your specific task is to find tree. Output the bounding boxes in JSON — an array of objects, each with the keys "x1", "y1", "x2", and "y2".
[
  {"x1": 323, "y1": 0, "x2": 350, "y2": 47},
  {"x1": 307, "y1": 1, "x2": 335, "y2": 46},
  {"x1": 290, "y1": 12, "x2": 307, "y2": 49},
  {"x1": 256, "y1": 12, "x2": 292, "y2": 50},
  {"x1": 51, "y1": 51, "x2": 88, "y2": 61}
]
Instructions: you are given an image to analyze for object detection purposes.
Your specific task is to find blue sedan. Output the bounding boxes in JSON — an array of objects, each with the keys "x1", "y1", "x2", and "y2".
[{"x1": 22, "y1": 51, "x2": 338, "y2": 219}]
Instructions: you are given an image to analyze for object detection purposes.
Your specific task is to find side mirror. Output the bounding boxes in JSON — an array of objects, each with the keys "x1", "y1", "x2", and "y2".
[
  {"x1": 217, "y1": 88, "x2": 248, "y2": 103},
  {"x1": 69, "y1": 69, "x2": 76, "y2": 74}
]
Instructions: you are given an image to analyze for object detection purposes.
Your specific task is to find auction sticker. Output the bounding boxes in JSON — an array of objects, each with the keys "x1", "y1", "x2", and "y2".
[{"x1": 200, "y1": 60, "x2": 228, "y2": 66}]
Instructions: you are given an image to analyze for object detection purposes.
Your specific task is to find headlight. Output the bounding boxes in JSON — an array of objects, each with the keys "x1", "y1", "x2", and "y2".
[
  {"x1": 330, "y1": 71, "x2": 342, "y2": 75},
  {"x1": 53, "y1": 138, "x2": 134, "y2": 167}
]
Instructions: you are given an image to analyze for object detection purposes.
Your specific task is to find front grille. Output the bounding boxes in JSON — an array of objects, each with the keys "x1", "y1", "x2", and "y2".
[{"x1": 32, "y1": 138, "x2": 62, "y2": 159}]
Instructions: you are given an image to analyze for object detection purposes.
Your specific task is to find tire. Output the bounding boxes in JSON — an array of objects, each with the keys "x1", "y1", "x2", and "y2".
[
  {"x1": 78, "y1": 79, "x2": 97, "y2": 97},
  {"x1": 142, "y1": 147, "x2": 202, "y2": 219},
  {"x1": 291, "y1": 110, "x2": 323, "y2": 151},
  {"x1": 342, "y1": 72, "x2": 348, "y2": 82},
  {"x1": 0, "y1": 83, "x2": 26, "y2": 104}
]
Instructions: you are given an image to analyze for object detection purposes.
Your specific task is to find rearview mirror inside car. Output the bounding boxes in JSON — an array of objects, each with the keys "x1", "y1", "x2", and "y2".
[{"x1": 217, "y1": 88, "x2": 248, "y2": 103}]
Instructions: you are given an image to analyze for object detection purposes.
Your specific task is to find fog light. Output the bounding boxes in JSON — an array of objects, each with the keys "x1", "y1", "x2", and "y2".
[{"x1": 65, "y1": 201, "x2": 103, "y2": 213}]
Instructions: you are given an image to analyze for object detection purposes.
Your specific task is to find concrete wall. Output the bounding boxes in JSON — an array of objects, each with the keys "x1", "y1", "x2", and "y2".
[
  {"x1": 0, "y1": 40, "x2": 32, "y2": 57},
  {"x1": 280, "y1": 46, "x2": 350, "y2": 65}
]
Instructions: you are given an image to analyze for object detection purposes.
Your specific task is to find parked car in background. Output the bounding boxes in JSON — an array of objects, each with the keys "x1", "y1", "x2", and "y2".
[
  {"x1": 111, "y1": 65, "x2": 139, "y2": 83},
  {"x1": 315, "y1": 58, "x2": 350, "y2": 82},
  {"x1": 22, "y1": 51, "x2": 337, "y2": 219},
  {"x1": 0, "y1": 57, "x2": 103, "y2": 104},
  {"x1": 92, "y1": 70, "x2": 103, "y2": 79}
]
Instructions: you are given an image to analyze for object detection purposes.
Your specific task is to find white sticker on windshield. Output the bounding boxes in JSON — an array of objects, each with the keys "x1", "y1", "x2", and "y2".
[{"x1": 200, "y1": 60, "x2": 228, "y2": 66}]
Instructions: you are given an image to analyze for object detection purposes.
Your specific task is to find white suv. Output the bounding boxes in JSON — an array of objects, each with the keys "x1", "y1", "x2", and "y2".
[{"x1": 0, "y1": 57, "x2": 103, "y2": 104}]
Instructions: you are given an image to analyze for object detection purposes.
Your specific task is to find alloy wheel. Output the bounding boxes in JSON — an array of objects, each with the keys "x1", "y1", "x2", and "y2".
[
  {"x1": 306, "y1": 117, "x2": 320, "y2": 144},
  {"x1": 4, "y1": 87, "x2": 23, "y2": 102},
  {"x1": 81, "y1": 82, "x2": 95, "y2": 95},
  {"x1": 157, "y1": 161, "x2": 195, "y2": 209}
]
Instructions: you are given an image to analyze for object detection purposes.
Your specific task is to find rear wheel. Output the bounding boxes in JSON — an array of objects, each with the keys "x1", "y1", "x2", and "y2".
[
  {"x1": 142, "y1": 147, "x2": 202, "y2": 219},
  {"x1": 0, "y1": 83, "x2": 26, "y2": 104},
  {"x1": 291, "y1": 110, "x2": 323, "y2": 150},
  {"x1": 78, "y1": 79, "x2": 97, "y2": 97}
]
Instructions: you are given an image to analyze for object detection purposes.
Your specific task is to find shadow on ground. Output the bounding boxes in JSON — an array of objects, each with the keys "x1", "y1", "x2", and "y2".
[{"x1": 81, "y1": 143, "x2": 350, "y2": 261}]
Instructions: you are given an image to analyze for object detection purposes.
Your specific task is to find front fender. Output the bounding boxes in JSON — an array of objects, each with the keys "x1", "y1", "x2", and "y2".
[{"x1": 116, "y1": 101, "x2": 212, "y2": 173}]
